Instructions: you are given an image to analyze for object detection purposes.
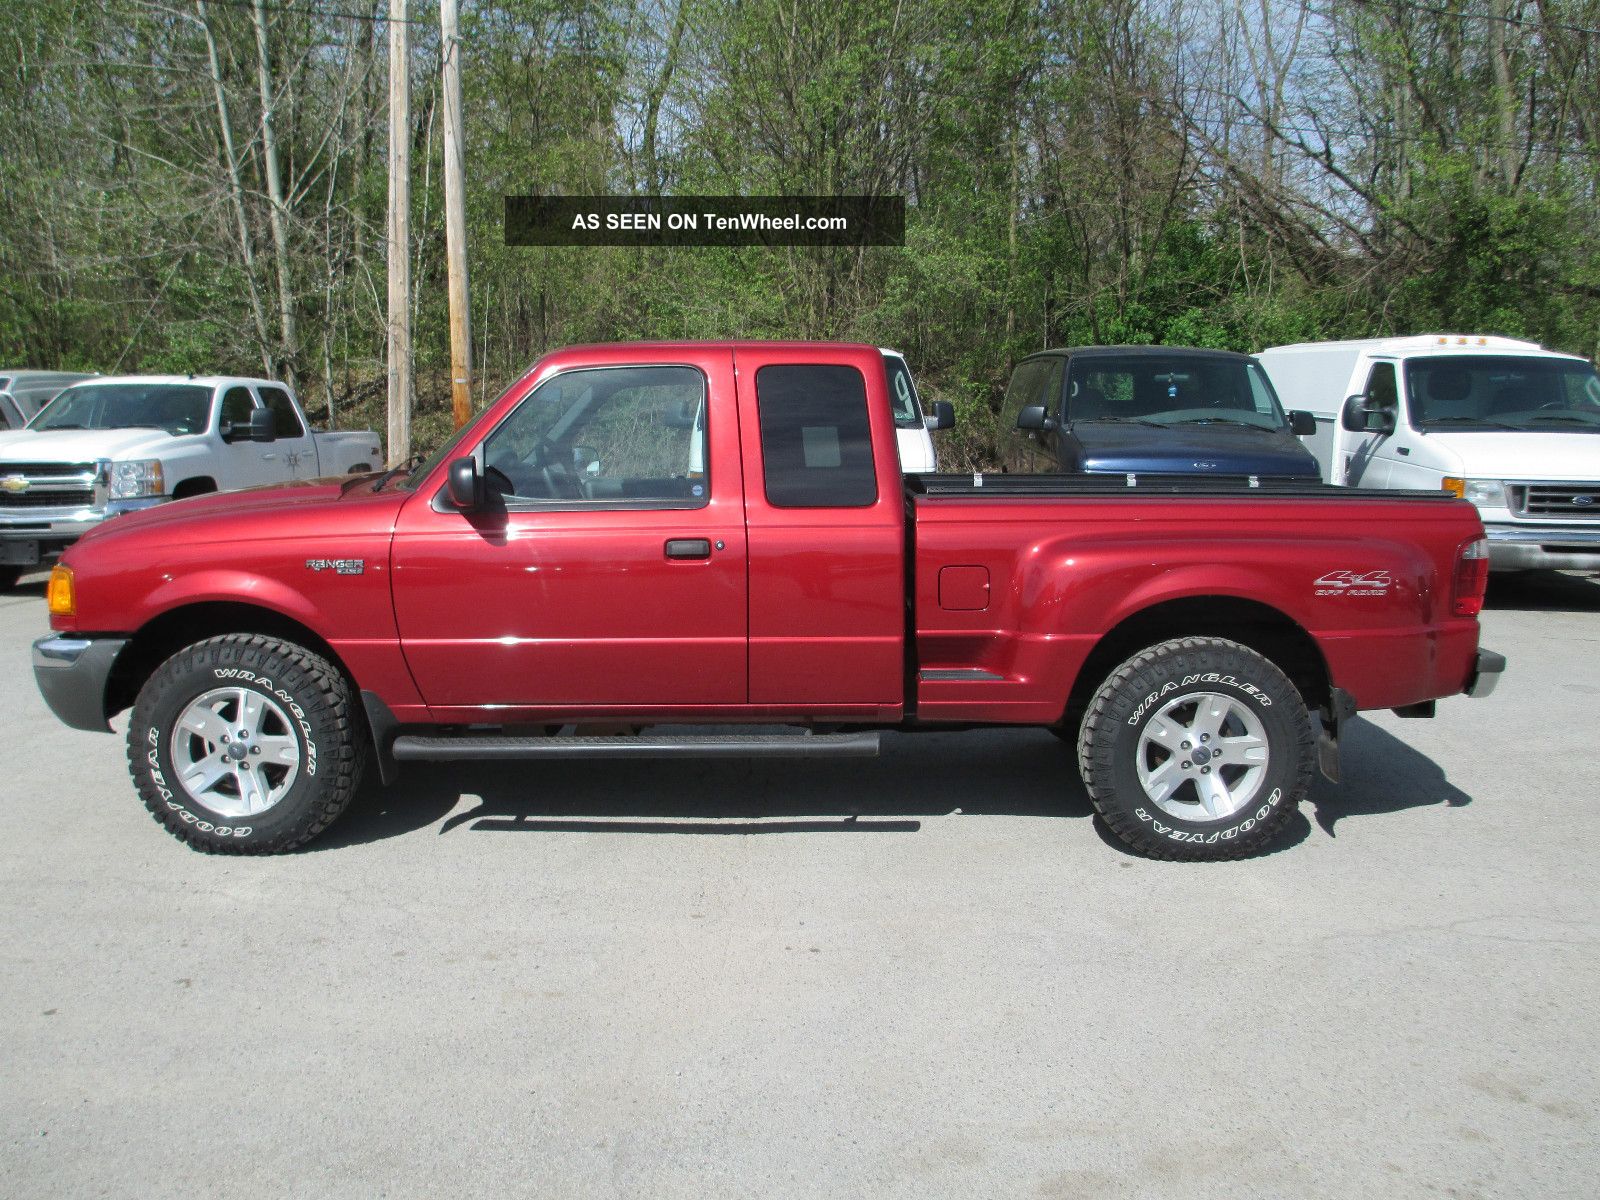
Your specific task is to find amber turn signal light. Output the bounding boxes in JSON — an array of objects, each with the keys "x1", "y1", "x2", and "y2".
[
  {"x1": 46, "y1": 565, "x2": 76, "y2": 617},
  {"x1": 1441, "y1": 477, "x2": 1466, "y2": 498}
]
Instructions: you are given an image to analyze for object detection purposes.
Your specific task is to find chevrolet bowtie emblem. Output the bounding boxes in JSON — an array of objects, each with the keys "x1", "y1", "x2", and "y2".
[{"x1": 0, "y1": 475, "x2": 29, "y2": 493}]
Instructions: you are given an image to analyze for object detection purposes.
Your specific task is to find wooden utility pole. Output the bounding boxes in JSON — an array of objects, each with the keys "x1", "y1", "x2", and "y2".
[
  {"x1": 386, "y1": 0, "x2": 412, "y2": 466},
  {"x1": 252, "y1": 0, "x2": 298, "y2": 390},
  {"x1": 441, "y1": 0, "x2": 473, "y2": 428}
]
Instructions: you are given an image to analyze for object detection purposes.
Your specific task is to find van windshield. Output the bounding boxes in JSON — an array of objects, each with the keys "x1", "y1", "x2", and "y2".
[
  {"x1": 1405, "y1": 356, "x2": 1600, "y2": 431},
  {"x1": 33, "y1": 383, "x2": 213, "y2": 435},
  {"x1": 1066, "y1": 355, "x2": 1291, "y2": 430}
]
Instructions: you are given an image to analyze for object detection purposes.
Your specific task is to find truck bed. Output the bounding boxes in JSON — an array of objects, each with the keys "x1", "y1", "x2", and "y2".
[{"x1": 906, "y1": 473, "x2": 1482, "y2": 723}]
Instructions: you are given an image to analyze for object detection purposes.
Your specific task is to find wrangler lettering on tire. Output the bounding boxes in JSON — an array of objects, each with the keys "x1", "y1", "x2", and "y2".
[
  {"x1": 127, "y1": 633, "x2": 365, "y2": 854},
  {"x1": 1076, "y1": 636, "x2": 1313, "y2": 861}
]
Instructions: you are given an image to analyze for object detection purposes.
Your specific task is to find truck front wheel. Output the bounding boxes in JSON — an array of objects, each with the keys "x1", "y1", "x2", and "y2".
[
  {"x1": 127, "y1": 633, "x2": 365, "y2": 853},
  {"x1": 1076, "y1": 637, "x2": 1312, "y2": 861}
]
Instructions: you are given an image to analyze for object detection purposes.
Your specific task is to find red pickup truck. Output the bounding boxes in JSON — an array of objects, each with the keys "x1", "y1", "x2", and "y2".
[{"x1": 32, "y1": 341, "x2": 1503, "y2": 860}]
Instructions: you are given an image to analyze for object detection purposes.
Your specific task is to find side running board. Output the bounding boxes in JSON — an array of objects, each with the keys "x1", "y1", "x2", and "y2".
[{"x1": 390, "y1": 731, "x2": 882, "y2": 763}]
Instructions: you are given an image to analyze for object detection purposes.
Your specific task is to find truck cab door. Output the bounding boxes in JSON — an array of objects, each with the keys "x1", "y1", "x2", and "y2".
[
  {"x1": 216, "y1": 385, "x2": 277, "y2": 489},
  {"x1": 734, "y1": 345, "x2": 906, "y2": 711},
  {"x1": 1342, "y1": 361, "x2": 1398, "y2": 487},
  {"x1": 391, "y1": 349, "x2": 748, "y2": 715},
  {"x1": 254, "y1": 384, "x2": 317, "y2": 479}
]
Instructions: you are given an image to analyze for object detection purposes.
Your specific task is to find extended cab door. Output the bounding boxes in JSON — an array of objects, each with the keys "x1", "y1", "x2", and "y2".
[
  {"x1": 734, "y1": 345, "x2": 905, "y2": 710},
  {"x1": 390, "y1": 348, "x2": 748, "y2": 713}
]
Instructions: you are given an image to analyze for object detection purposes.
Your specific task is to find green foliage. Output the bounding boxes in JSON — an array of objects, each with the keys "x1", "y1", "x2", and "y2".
[{"x1": 0, "y1": 0, "x2": 1598, "y2": 467}]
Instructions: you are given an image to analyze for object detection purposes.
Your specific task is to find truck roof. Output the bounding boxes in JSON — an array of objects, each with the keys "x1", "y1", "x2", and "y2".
[
  {"x1": 52, "y1": 374, "x2": 291, "y2": 390},
  {"x1": 1023, "y1": 345, "x2": 1257, "y2": 362},
  {"x1": 1261, "y1": 335, "x2": 1584, "y2": 360},
  {"x1": 554, "y1": 339, "x2": 884, "y2": 355}
]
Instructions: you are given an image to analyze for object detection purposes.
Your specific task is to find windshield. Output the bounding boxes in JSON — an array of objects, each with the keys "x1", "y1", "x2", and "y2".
[
  {"x1": 1404, "y1": 356, "x2": 1600, "y2": 431},
  {"x1": 33, "y1": 383, "x2": 212, "y2": 435},
  {"x1": 1066, "y1": 355, "x2": 1290, "y2": 430},
  {"x1": 883, "y1": 353, "x2": 924, "y2": 429}
]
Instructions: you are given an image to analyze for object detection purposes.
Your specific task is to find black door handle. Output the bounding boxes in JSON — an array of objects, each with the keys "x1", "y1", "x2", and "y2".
[{"x1": 664, "y1": 538, "x2": 712, "y2": 560}]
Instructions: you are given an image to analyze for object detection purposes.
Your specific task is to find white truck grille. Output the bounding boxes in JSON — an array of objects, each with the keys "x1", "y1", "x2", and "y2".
[{"x1": 1510, "y1": 482, "x2": 1600, "y2": 520}]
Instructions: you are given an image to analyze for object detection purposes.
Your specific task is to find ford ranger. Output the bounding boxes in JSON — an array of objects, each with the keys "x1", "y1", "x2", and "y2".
[
  {"x1": 31, "y1": 342, "x2": 1503, "y2": 860},
  {"x1": 0, "y1": 375, "x2": 382, "y2": 589}
]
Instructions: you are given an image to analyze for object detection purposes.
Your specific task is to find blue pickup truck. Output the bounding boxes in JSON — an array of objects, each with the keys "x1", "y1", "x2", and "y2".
[{"x1": 998, "y1": 346, "x2": 1320, "y2": 479}]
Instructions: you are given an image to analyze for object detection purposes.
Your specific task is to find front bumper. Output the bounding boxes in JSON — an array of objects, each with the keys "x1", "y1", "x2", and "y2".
[
  {"x1": 32, "y1": 635, "x2": 129, "y2": 732},
  {"x1": 1466, "y1": 649, "x2": 1506, "y2": 699},
  {"x1": 1485, "y1": 525, "x2": 1600, "y2": 571},
  {"x1": 0, "y1": 498, "x2": 168, "y2": 565}
]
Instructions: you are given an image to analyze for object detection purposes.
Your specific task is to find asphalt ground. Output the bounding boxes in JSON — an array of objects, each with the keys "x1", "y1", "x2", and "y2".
[{"x1": 3, "y1": 567, "x2": 1598, "y2": 1198}]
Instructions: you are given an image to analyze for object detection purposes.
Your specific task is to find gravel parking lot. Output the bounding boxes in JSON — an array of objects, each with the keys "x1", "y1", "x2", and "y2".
[{"x1": 3, "y1": 567, "x2": 1598, "y2": 1198}]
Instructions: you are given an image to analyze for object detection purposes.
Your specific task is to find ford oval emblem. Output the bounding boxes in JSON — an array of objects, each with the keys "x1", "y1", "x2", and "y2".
[
  {"x1": 1574, "y1": 494, "x2": 1595, "y2": 507},
  {"x1": 1192, "y1": 461, "x2": 1217, "y2": 470}
]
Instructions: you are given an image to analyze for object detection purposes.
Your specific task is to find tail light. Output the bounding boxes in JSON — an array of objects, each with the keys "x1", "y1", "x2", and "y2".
[{"x1": 1452, "y1": 537, "x2": 1490, "y2": 617}]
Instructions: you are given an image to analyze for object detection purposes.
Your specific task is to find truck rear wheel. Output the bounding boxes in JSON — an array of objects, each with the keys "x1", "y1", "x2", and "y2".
[
  {"x1": 1076, "y1": 637, "x2": 1312, "y2": 861},
  {"x1": 127, "y1": 633, "x2": 365, "y2": 853}
]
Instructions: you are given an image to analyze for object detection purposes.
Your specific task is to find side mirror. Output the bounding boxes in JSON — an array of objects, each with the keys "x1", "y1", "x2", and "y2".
[
  {"x1": 1288, "y1": 409, "x2": 1318, "y2": 437},
  {"x1": 1340, "y1": 394, "x2": 1394, "y2": 435},
  {"x1": 1017, "y1": 405, "x2": 1057, "y2": 433},
  {"x1": 446, "y1": 456, "x2": 482, "y2": 511},
  {"x1": 247, "y1": 408, "x2": 277, "y2": 443},
  {"x1": 925, "y1": 401, "x2": 955, "y2": 432}
]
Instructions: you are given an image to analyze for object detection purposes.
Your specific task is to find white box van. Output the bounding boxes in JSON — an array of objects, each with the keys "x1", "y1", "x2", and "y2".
[{"x1": 1259, "y1": 335, "x2": 1600, "y2": 571}]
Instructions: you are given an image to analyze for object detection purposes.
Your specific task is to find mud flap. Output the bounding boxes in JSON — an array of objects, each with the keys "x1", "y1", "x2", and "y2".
[{"x1": 1317, "y1": 687, "x2": 1357, "y2": 784}]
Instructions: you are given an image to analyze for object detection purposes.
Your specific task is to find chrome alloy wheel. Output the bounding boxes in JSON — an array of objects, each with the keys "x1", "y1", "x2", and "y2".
[
  {"x1": 1135, "y1": 691, "x2": 1270, "y2": 821},
  {"x1": 170, "y1": 688, "x2": 301, "y2": 819}
]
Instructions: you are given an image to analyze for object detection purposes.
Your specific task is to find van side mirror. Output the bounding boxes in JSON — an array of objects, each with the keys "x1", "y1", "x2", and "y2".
[
  {"x1": 1017, "y1": 405, "x2": 1057, "y2": 433},
  {"x1": 926, "y1": 401, "x2": 955, "y2": 431},
  {"x1": 1340, "y1": 394, "x2": 1395, "y2": 435},
  {"x1": 1288, "y1": 410, "x2": 1317, "y2": 437},
  {"x1": 446, "y1": 456, "x2": 482, "y2": 511}
]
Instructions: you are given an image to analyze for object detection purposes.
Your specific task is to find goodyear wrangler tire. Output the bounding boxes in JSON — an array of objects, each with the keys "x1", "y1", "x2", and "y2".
[
  {"x1": 1076, "y1": 637, "x2": 1312, "y2": 861},
  {"x1": 127, "y1": 634, "x2": 364, "y2": 853}
]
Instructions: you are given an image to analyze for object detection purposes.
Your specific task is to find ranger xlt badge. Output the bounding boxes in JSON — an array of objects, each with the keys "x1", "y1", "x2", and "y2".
[{"x1": 306, "y1": 558, "x2": 364, "y2": 575}]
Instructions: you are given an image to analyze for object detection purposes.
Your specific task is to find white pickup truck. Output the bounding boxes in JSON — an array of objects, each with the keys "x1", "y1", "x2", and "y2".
[{"x1": 0, "y1": 375, "x2": 381, "y2": 589}]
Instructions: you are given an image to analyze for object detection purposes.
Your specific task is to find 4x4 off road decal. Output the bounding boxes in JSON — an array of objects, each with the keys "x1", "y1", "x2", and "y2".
[{"x1": 1315, "y1": 569, "x2": 1392, "y2": 597}]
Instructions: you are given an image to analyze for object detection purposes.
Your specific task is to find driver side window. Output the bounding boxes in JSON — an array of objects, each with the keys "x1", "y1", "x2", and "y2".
[
  {"x1": 1365, "y1": 363, "x2": 1398, "y2": 411},
  {"x1": 482, "y1": 365, "x2": 707, "y2": 507},
  {"x1": 220, "y1": 386, "x2": 255, "y2": 434}
]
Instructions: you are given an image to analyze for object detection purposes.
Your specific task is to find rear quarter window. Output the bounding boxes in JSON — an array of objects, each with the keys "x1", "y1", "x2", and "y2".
[{"x1": 756, "y1": 364, "x2": 877, "y2": 508}]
